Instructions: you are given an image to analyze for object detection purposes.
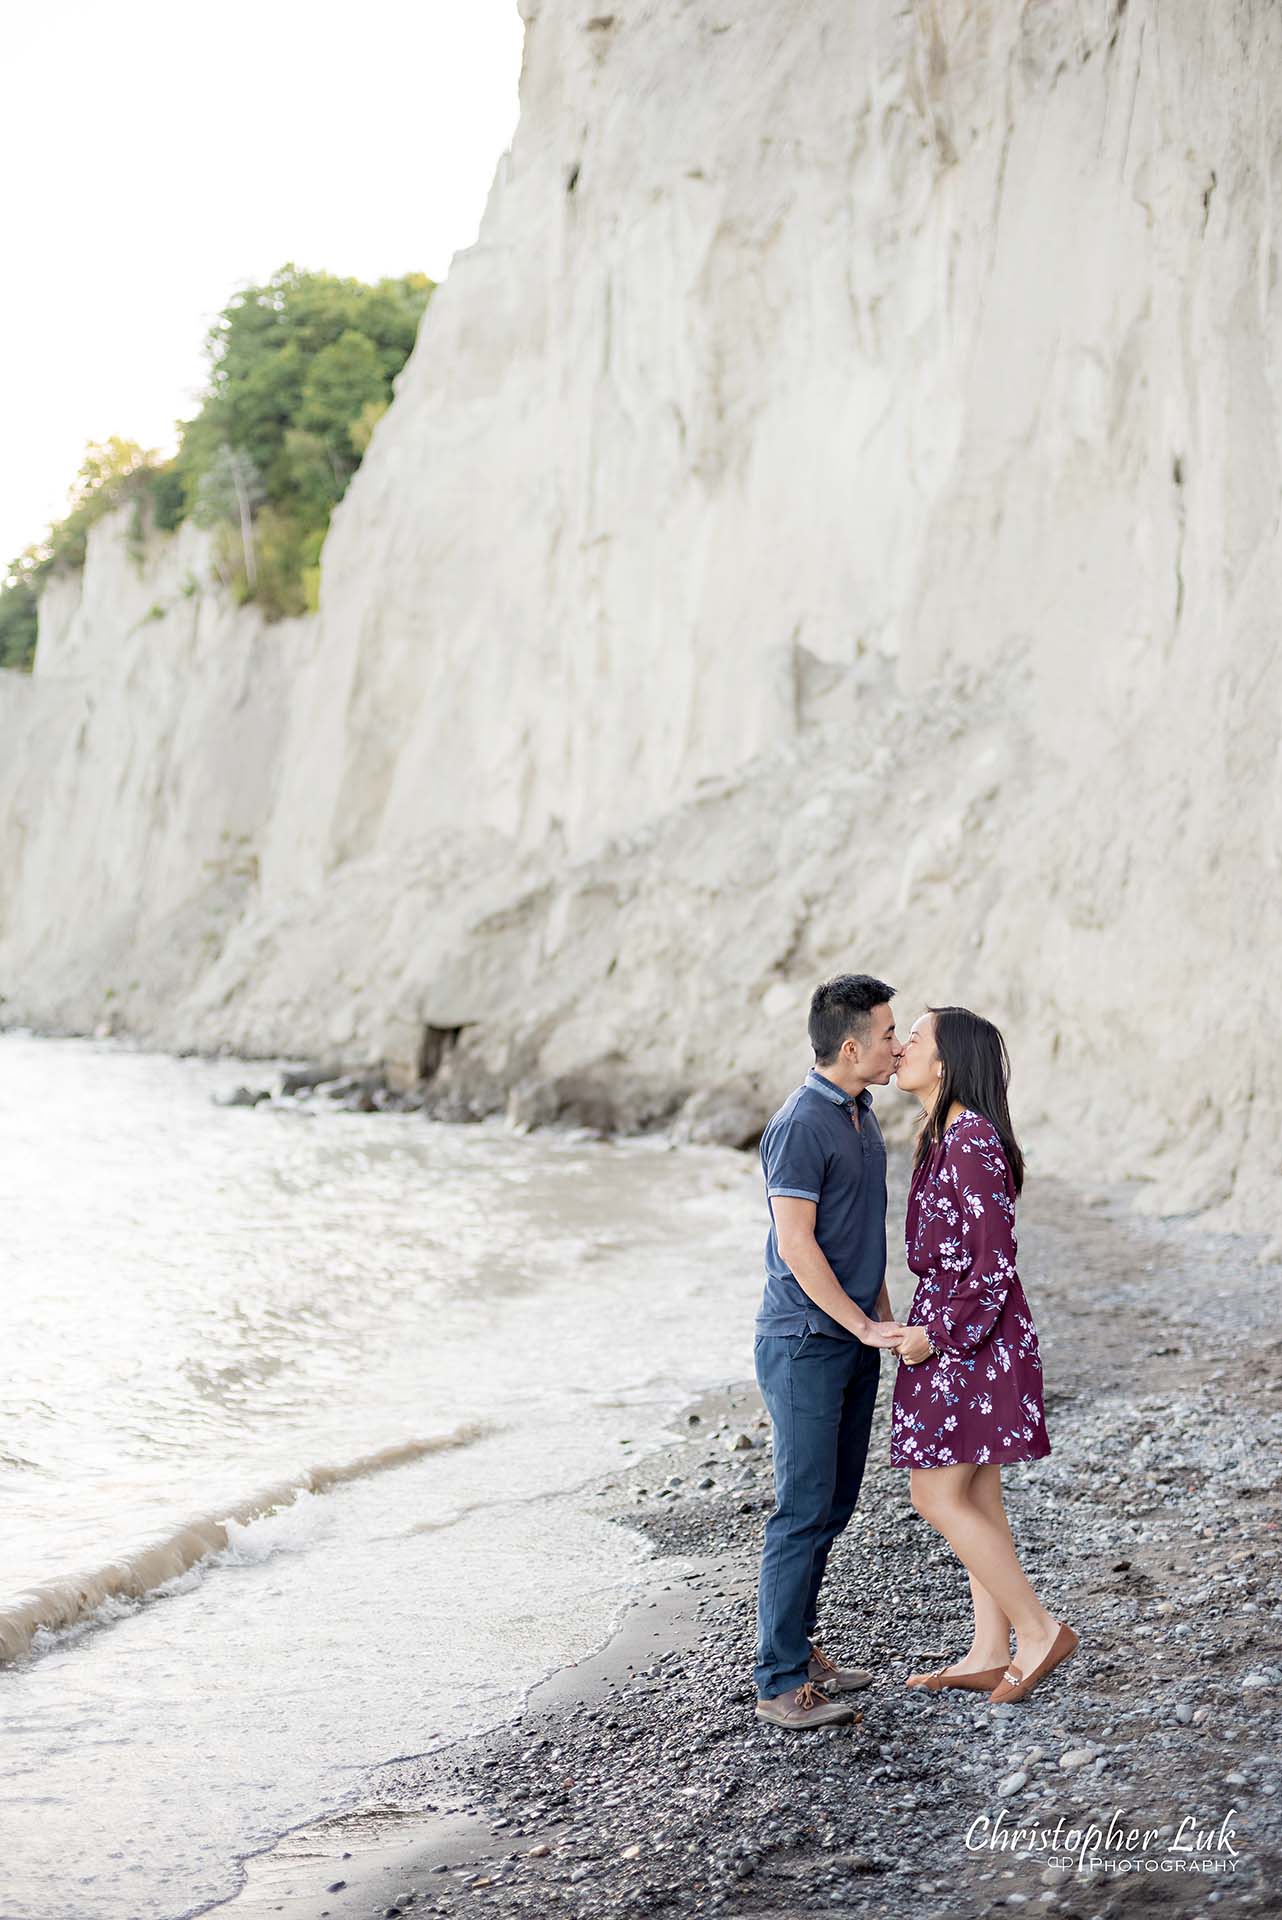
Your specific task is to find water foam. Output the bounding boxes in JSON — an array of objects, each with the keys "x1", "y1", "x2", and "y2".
[{"x1": 0, "y1": 1421, "x2": 491, "y2": 1664}]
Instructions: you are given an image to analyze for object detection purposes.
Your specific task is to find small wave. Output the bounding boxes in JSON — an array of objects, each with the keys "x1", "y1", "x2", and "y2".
[{"x1": 0, "y1": 1420, "x2": 492, "y2": 1665}]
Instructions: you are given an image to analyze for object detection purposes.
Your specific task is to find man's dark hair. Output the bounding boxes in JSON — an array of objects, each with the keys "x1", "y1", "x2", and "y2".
[{"x1": 808, "y1": 974, "x2": 896, "y2": 1065}]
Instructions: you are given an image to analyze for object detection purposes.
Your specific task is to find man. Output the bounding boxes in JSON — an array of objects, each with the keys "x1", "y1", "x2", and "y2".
[{"x1": 753, "y1": 973, "x2": 905, "y2": 1729}]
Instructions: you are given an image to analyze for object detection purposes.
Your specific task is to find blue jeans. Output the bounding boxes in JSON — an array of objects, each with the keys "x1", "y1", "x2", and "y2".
[{"x1": 753, "y1": 1329, "x2": 881, "y2": 1699}]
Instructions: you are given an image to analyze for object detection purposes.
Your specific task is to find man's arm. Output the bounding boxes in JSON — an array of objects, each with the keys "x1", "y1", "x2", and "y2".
[{"x1": 772, "y1": 1197, "x2": 904, "y2": 1347}]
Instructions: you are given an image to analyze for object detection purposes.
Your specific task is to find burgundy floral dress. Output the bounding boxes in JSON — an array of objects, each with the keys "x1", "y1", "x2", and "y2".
[{"x1": 890, "y1": 1110, "x2": 1051, "y2": 1469}]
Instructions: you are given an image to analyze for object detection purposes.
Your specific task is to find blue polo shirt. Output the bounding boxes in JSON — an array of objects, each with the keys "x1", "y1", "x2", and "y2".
[{"x1": 754, "y1": 1068, "x2": 888, "y2": 1340}]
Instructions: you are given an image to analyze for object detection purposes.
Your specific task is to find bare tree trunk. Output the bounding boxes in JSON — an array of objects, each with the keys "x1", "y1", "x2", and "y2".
[{"x1": 232, "y1": 459, "x2": 257, "y2": 589}]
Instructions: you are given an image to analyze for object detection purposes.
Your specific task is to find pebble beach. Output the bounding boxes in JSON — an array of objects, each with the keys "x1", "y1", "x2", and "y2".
[{"x1": 217, "y1": 1157, "x2": 1282, "y2": 1920}]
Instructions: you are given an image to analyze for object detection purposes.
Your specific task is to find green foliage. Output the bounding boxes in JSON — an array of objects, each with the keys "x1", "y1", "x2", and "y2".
[
  {"x1": 350, "y1": 397, "x2": 389, "y2": 457},
  {"x1": 149, "y1": 466, "x2": 187, "y2": 532},
  {"x1": 282, "y1": 426, "x2": 339, "y2": 522},
  {"x1": 245, "y1": 506, "x2": 310, "y2": 619},
  {"x1": 167, "y1": 263, "x2": 433, "y2": 614},
  {"x1": 1, "y1": 440, "x2": 159, "y2": 670},
  {"x1": 0, "y1": 263, "x2": 434, "y2": 659},
  {"x1": 48, "y1": 437, "x2": 158, "y2": 572},
  {"x1": 0, "y1": 562, "x2": 40, "y2": 670}
]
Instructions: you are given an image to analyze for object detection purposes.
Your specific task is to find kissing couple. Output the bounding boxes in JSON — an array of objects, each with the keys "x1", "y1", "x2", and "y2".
[{"x1": 752, "y1": 972, "x2": 1078, "y2": 1730}]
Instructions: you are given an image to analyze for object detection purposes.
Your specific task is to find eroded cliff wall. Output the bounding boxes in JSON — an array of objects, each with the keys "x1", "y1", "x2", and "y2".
[{"x1": 1, "y1": 0, "x2": 1279, "y2": 1233}]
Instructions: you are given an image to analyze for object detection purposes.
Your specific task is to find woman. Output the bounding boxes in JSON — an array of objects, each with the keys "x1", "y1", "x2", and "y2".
[{"x1": 889, "y1": 1005, "x2": 1076, "y2": 1704}]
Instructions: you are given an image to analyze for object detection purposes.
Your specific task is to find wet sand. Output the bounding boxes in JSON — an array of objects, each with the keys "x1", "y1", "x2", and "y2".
[{"x1": 209, "y1": 1159, "x2": 1282, "y2": 1920}]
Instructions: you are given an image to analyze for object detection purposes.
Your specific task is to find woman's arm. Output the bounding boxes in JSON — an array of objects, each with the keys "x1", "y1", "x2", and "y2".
[{"x1": 921, "y1": 1132, "x2": 1018, "y2": 1358}]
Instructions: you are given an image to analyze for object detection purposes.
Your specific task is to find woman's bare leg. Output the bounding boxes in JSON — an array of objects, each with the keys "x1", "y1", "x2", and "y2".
[
  {"x1": 910, "y1": 1462, "x2": 1061, "y2": 1678},
  {"x1": 907, "y1": 1463, "x2": 1009, "y2": 1678},
  {"x1": 954, "y1": 1465, "x2": 1015, "y2": 1670}
]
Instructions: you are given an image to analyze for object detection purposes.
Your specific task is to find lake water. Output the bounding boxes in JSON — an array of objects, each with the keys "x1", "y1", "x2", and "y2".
[{"x1": 0, "y1": 1033, "x2": 764, "y2": 1920}]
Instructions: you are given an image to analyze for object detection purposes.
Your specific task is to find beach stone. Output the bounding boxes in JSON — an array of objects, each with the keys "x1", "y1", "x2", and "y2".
[
  {"x1": 315, "y1": 1124, "x2": 1282, "y2": 1920},
  {"x1": 217, "y1": 1084, "x2": 269, "y2": 1107},
  {"x1": 280, "y1": 1063, "x2": 347, "y2": 1094}
]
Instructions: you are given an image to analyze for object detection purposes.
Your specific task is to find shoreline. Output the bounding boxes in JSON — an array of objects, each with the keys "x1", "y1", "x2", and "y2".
[
  {"x1": 209, "y1": 1380, "x2": 763, "y2": 1920},
  {"x1": 209, "y1": 1168, "x2": 1282, "y2": 1920}
]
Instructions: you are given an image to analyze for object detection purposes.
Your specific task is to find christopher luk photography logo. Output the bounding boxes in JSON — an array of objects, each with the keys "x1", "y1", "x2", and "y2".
[{"x1": 965, "y1": 1805, "x2": 1241, "y2": 1875}]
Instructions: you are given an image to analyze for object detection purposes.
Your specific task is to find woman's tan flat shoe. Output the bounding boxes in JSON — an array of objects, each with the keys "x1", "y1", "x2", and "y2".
[
  {"x1": 906, "y1": 1662, "x2": 1010, "y2": 1693},
  {"x1": 988, "y1": 1623, "x2": 1079, "y2": 1704}
]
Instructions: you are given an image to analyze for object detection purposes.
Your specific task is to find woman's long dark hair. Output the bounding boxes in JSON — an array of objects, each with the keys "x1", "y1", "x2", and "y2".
[{"x1": 913, "y1": 1005, "x2": 1025, "y2": 1194}]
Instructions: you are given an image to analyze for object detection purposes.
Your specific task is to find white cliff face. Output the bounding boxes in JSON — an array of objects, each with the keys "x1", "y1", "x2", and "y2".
[
  {"x1": 1, "y1": 0, "x2": 1280, "y2": 1235},
  {"x1": 0, "y1": 507, "x2": 312, "y2": 1020}
]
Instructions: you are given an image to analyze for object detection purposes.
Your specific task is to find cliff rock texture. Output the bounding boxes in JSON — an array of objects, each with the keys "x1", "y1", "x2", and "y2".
[{"x1": 2, "y1": 0, "x2": 1279, "y2": 1233}]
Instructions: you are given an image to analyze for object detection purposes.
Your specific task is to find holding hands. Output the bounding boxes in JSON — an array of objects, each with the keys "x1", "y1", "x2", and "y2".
[
  {"x1": 891, "y1": 1324, "x2": 935, "y2": 1366},
  {"x1": 857, "y1": 1318, "x2": 909, "y2": 1348},
  {"x1": 855, "y1": 1320, "x2": 936, "y2": 1367},
  {"x1": 858, "y1": 1317, "x2": 935, "y2": 1365}
]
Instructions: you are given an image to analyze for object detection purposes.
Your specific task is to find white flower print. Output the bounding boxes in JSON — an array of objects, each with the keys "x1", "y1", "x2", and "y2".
[{"x1": 891, "y1": 1109, "x2": 1050, "y2": 1470}]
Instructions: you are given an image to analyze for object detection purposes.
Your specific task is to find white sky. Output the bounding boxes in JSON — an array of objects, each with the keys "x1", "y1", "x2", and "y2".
[{"x1": 0, "y1": 0, "x2": 525, "y2": 568}]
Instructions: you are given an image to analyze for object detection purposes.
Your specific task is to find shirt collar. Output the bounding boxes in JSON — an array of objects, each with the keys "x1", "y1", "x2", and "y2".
[{"x1": 805, "y1": 1068, "x2": 873, "y2": 1113}]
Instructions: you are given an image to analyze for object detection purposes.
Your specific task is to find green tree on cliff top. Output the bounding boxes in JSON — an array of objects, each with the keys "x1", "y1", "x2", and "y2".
[
  {"x1": 0, "y1": 438, "x2": 157, "y2": 668},
  {"x1": 0, "y1": 264, "x2": 433, "y2": 667}
]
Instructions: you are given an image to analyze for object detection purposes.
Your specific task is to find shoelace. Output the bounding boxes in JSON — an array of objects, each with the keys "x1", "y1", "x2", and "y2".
[
  {"x1": 808, "y1": 1643, "x2": 839, "y2": 1675},
  {"x1": 793, "y1": 1682, "x2": 828, "y2": 1710}
]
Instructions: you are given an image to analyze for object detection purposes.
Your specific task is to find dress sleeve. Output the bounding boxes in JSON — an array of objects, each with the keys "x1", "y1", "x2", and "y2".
[{"x1": 922, "y1": 1127, "x2": 1018, "y2": 1358}]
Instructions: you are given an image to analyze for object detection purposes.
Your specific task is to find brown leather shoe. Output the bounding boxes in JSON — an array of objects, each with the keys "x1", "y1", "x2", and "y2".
[
  {"x1": 988, "y1": 1624, "x2": 1079, "y2": 1704},
  {"x1": 755, "y1": 1681, "x2": 856, "y2": 1729},
  {"x1": 906, "y1": 1661, "x2": 1009, "y2": 1693},
  {"x1": 808, "y1": 1639, "x2": 873, "y2": 1693}
]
